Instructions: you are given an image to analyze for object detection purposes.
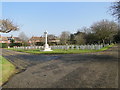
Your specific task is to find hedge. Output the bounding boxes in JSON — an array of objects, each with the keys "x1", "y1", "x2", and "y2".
[{"x1": 0, "y1": 43, "x2": 8, "y2": 48}]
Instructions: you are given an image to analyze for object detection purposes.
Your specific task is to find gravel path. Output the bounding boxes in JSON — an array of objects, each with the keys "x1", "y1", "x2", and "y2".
[{"x1": 1, "y1": 45, "x2": 118, "y2": 88}]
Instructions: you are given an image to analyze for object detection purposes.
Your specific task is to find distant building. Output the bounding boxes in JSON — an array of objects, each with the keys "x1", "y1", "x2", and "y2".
[
  {"x1": 0, "y1": 35, "x2": 22, "y2": 44},
  {"x1": 48, "y1": 37, "x2": 60, "y2": 45},
  {"x1": 0, "y1": 35, "x2": 60, "y2": 46},
  {"x1": 0, "y1": 35, "x2": 10, "y2": 43},
  {"x1": 28, "y1": 36, "x2": 60, "y2": 46},
  {"x1": 12, "y1": 37, "x2": 23, "y2": 43},
  {"x1": 28, "y1": 36, "x2": 44, "y2": 46}
]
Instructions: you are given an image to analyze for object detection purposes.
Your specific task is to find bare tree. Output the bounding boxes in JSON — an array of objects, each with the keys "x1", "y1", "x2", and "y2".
[
  {"x1": 75, "y1": 33, "x2": 86, "y2": 45},
  {"x1": 91, "y1": 19, "x2": 118, "y2": 44},
  {"x1": 110, "y1": 1, "x2": 120, "y2": 21},
  {"x1": 60, "y1": 31, "x2": 70, "y2": 45},
  {"x1": 109, "y1": 1, "x2": 120, "y2": 43},
  {"x1": 18, "y1": 32, "x2": 29, "y2": 42},
  {"x1": 47, "y1": 34, "x2": 57, "y2": 40},
  {"x1": 0, "y1": 19, "x2": 19, "y2": 33},
  {"x1": 18, "y1": 32, "x2": 29, "y2": 46}
]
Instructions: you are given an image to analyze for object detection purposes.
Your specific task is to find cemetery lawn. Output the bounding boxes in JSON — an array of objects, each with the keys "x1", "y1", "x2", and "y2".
[
  {"x1": 6, "y1": 44, "x2": 114, "y2": 54},
  {"x1": 0, "y1": 56, "x2": 16, "y2": 86}
]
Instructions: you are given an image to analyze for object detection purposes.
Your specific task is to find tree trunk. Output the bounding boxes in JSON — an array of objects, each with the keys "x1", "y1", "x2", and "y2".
[{"x1": 102, "y1": 39, "x2": 105, "y2": 47}]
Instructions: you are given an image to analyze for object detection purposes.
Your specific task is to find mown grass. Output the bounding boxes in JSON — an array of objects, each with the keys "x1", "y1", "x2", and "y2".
[
  {"x1": 6, "y1": 44, "x2": 115, "y2": 54},
  {"x1": 0, "y1": 56, "x2": 16, "y2": 86}
]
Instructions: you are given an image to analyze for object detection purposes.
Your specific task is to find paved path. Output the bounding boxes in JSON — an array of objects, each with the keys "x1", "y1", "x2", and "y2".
[{"x1": 1, "y1": 45, "x2": 119, "y2": 88}]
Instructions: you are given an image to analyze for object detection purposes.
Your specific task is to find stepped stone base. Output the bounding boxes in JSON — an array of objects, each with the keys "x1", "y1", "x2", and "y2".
[{"x1": 41, "y1": 44, "x2": 53, "y2": 51}]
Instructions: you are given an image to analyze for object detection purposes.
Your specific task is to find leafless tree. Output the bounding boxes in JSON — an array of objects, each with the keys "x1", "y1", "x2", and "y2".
[
  {"x1": 75, "y1": 33, "x2": 86, "y2": 45},
  {"x1": 91, "y1": 19, "x2": 118, "y2": 44},
  {"x1": 110, "y1": 1, "x2": 120, "y2": 21},
  {"x1": 18, "y1": 32, "x2": 29, "y2": 42},
  {"x1": 60, "y1": 31, "x2": 70, "y2": 45},
  {"x1": 18, "y1": 32, "x2": 29, "y2": 46},
  {"x1": 0, "y1": 19, "x2": 19, "y2": 33},
  {"x1": 47, "y1": 34, "x2": 57, "y2": 40}
]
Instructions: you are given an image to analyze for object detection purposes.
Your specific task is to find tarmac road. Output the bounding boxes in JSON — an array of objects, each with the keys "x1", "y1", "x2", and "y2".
[{"x1": 1, "y1": 45, "x2": 119, "y2": 88}]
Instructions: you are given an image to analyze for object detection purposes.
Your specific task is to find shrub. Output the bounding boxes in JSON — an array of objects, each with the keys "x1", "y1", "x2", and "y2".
[
  {"x1": 0, "y1": 43, "x2": 8, "y2": 48},
  {"x1": 9, "y1": 43, "x2": 22, "y2": 47}
]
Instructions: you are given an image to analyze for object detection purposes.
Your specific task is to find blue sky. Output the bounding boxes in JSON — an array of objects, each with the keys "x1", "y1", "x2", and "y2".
[{"x1": 2, "y1": 2, "x2": 114, "y2": 37}]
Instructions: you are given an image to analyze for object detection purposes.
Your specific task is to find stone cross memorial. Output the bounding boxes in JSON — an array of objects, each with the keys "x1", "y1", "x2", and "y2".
[{"x1": 42, "y1": 31, "x2": 53, "y2": 51}]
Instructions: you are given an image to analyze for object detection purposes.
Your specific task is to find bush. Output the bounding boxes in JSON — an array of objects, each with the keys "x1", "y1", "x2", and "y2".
[
  {"x1": 0, "y1": 43, "x2": 8, "y2": 48},
  {"x1": 14, "y1": 43, "x2": 22, "y2": 47},
  {"x1": 9, "y1": 43, "x2": 22, "y2": 47},
  {"x1": 35, "y1": 42, "x2": 44, "y2": 46},
  {"x1": 9, "y1": 43, "x2": 15, "y2": 47}
]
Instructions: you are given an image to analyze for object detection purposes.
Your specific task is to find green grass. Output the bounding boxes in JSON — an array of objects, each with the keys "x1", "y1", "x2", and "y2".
[
  {"x1": 6, "y1": 44, "x2": 115, "y2": 54},
  {"x1": 0, "y1": 56, "x2": 16, "y2": 86},
  {"x1": 98, "y1": 44, "x2": 114, "y2": 51}
]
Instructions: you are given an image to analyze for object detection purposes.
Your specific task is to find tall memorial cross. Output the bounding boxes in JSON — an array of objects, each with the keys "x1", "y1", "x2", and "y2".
[{"x1": 43, "y1": 31, "x2": 53, "y2": 51}]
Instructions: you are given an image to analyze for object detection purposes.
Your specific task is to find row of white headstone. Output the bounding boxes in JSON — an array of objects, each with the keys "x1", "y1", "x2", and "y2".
[
  {"x1": 50, "y1": 44, "x2": 109, "y2": 50},
  {"x1": 13, "y1": 44, "x2": 110, "y2": 50},
  {"x1": 13, "y1": 46, "x2": 44, "y2": 50}
]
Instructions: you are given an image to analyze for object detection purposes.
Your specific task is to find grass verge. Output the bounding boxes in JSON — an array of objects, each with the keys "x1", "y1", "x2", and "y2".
[
  {"x1": 6, "y1": 44, "x2": 115, "y2": 54},
  {"x1": 0, "y1": 56, "x2": 16, "y2": 86}
]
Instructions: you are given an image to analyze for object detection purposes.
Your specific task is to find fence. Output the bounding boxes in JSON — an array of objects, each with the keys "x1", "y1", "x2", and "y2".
[{"x1": 13, "y1": 44, "x2": 110, "y2": 50}]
